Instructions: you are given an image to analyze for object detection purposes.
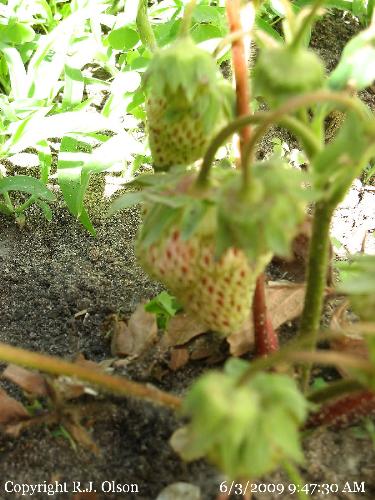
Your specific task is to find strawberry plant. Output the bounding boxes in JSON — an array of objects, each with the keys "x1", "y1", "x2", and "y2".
[
  {"x1": 0, "y1": 0, "x2": 374, "y2": 495},
  {"x1": 108, "y1": 0, "x2": 375, "y2": 486}
]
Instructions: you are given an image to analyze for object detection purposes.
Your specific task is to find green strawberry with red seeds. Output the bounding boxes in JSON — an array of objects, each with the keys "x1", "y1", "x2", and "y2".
[
  {"x1": 137, "y1": 207, "x2": 270, "y2": 335},
  {"x1": 144, "y1": 36, "x2": 235, "y2": 170},
  {"x1": 110, "y1": 163, "x2": 312, "y2": 336}
]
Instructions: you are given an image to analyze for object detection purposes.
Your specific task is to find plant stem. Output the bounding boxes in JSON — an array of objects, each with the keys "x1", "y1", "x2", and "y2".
[
  {"x1": 15, "y1": 195, "x2": 37, "y2": 214},
  {"x1": 198, "y1": 90, "x2": 365, "y2": 187},
  {"x1": 283, "y1": 461, "x2": 309, "y2": 500},
  {"x1": 225, "y1": 0, "x2": 252, "y2": 179},
  {"x1": 252, "y1": 273, "x2": 279, "y2": 355},
  {"x1": 307, "y1": 379, "x2": 366, "y2": 404},
  {"x1": 299, "y1": 202, "x2": 333, "y2": 391},
  {"x1": 242, "y1": 91, "x2": 368, "y2": 169},
  {"x1": 290, "y1": 0, "x2": 325, "y2": 50},
  {"x1": 0, "y1": 171, "x2": 14, "y2": 212},
  {"x1": 136, "y1": 0, "x2": 158, "y2": 52},
  {"x1": 225, "y1": 0, "x2": 277, "y2": 356},
  {"x1": 0, "y1": 342, "x2": 182, "y2": 410},
  {"x1": 306, "y1": 390, "x2": 375, "y2": 429},
  {"x1": 179, "y1": 0, "x2": 197, "y2": 38}
]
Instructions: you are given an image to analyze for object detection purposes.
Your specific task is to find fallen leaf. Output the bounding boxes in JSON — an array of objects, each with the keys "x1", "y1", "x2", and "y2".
[
  {"x1": 2, "y1": 365, "x2": 49, "y2": 397},
  {"x1": 267, "y1": 281, "x2": 306, "y2": 330},
  {"x1": 0, "y1": 388, "x2": 30, "y2": 425},
  {"x1": 163, "y1": 313, "x2": 207, "y2": 348},
  {"x1": 227, "y1": 316, "x2": 254, "y2": 357},
  {"x1": 64, "y1": 420, "x2": 100, "y2": 456},
  {"x1": 111, "y1": 304, "x2": 157, "y2": 357},
  {"x1": 228, "y1": 282, "x2": 306, "y2": 356},
  {"x1": 169, "y1": 348, "x2": 189, "y2": 371}
]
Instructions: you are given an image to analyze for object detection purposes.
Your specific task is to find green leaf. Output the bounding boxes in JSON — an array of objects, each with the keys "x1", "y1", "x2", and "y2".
[
  {"x1": 36, "y1": 199, "x2": 53, "y2": 221},
  {"x1": 0, "y1": 175, "x2": 55, "y2": 201},
  {"x1": 0, "y1": 46, "x2": 28, "y2": 100},
  {"x1": 107, "y1": 191, "x2": 144, "y2": 216},
  {"x1": 0, "y1": 22, "x2": 35, "y2": 45},
  {"x1": 329, "y1": 23, "x2": 375, "y2": 90},
  {"x1": 312, "y1": 113, "x2": 371, "y2": 206},
  {"x1": 107, "y1": 26, "x2": 140, "y2": 50},
  {"x1": 139, "y1": 204, "x2": 179, "y2": 247},
  {"x1": 62, "y1": 64, "x2": 84, "y2": 109},
  {"x1": 145, "y1": 291, "x2": 181, "y2": 329},
  {"x1": 57, "y1": 135, "x2": 95, "y2": 235},
  {"x1": 191, "y1": 24, "x2": 222, "y2": 43},
  {"x1": 175, "y1": 366, "x2": 309, "y2": 479},
  {"x1": 192, "y1": 6, "x2": 223, "y2": 26}
]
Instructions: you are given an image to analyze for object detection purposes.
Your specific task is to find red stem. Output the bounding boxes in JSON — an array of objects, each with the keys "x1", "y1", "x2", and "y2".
[
  {"x1": 306, "y1": 390, "x2": 375, "y2": 429},
  {"x1": 225, "y1": 0, "x2": 251, "y2": 153},
  {"x1": 225, "y1": 0, "x2": 278, "y2": 356}
]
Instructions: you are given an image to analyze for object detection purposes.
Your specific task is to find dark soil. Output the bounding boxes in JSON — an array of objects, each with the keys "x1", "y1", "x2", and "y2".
[{"x1": 0, "y1": 10, "x2": 374, "y2": 500}]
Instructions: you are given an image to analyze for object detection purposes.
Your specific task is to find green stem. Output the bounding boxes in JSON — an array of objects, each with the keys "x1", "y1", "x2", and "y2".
[
  {"x1": 299, "y1": 203, "x2": 334, "y2": 391},
  {"x1": 196, "y1": 112, "x2": 320, "y2": 188},
  {"x1": 283, "y1": 461, "x2": 309, "y2": 500},
  {"x1": 307, "y1": 379, "x2": 365, "y2": 404},
  {"x1": 242, "y1": 91, "x2": 369, "y2": 170},
  {"x1": 15, "y1": 195, "x2": 37, "y2": 214},
  {"x1": 136, "y1": 0, "x2": 158, "y2": 52},
  {"x1": 179, "y1": 0, "x2": 197, "y2": 38},
  {"x1": 0, "y1": 341, "x2": 181, "y2": 410},
  {"x1": 198, "y1": 90, "x2": 368, "y2": 187},
  {"x1": 0, "y1": 171, "x2": 14, "y2": 212},
  {"x1": 290, "y1": 0, "x2": 325, "y2": 50}
]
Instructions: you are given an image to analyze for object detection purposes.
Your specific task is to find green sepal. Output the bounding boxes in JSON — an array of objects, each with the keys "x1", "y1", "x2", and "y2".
[
  {"x1": 173, "y1": 359, "x2": 309, "y2": 479},
  {"x1": 144, "y1": 37, "x2": 219, "y2": 102},
  {"x1": 217, "y1": 163, "x2": 315, "y2": 260},
  {"x1": 312, "y1": 112, "x2": 373, "y2": 207},
  {"x1": 337, "y1": 254, "x2": 375, "y2": 321}
]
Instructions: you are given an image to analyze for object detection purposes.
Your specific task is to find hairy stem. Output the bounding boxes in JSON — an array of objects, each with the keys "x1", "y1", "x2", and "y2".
[
  {"x1": 306, "y1": 390, "x2": 375, "y2": 429},
  {"x1": 242, "y1": 91, "x2": 368, "y2": 169},
  {"x1": 290, "y1": 0, "x2": 325, "y2": 50},
  {"x1": 225, "y1": 0, "x2": 252, "y2": 178},
  {"x1": 198, "y1": 90, "x2": 365, "y2": 187},
  {"x1": 137, "y1": 0, "x2": 157, "y2": 52},
  {"x1": 0, "y1": 342, "x2": 181, "y2": 410},
  {"x1": 283, "y1": 461, "x2": 309, "y2": 500},
  {"x1": 179, "y1": 0, "x2": 197, "y2": 38},
  {"x1": 307, "y1": 379, "x2": 366, "y2": 404},
  {"x1": 299, "y1": 203, "x2": 333, "y2": 391},
  {"x1": 226, "y1": 0, "x2": 277, "y2": 356}
]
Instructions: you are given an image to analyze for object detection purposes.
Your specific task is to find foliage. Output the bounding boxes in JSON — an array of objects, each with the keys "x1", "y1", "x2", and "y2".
[
  {"x1": 172, "y1": 358, "x2": 309, "y2": 479},
  {"x1": 0, "y1": 0, "x2": 375, "y2": 489}
]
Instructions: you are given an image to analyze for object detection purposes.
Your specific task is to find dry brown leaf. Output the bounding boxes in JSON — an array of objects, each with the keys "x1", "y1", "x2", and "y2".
[
  {"x1": 64, "y1": 419, "x2": 100, "y2": 456},
  {"x1": 227, "y1": 316, "x2": 254, "y2": 357},
  {"x1": 0, "y1": 387, "x2": 30, "y2": 425},
  {"x1": 169, "y1": 348, "x2": 189, "y2": 371},
  {"x1": 111, "y1": 304, "x2": 157, "y2": 357},
  {"x1": 163, "y1": 313, "x2": 207, "y2": 348},
  {"x1": 2, "y1": 365, "x2": 49, "y2": 397},
  {"x1": 267, "y1": 281, "x2": 306, "y2": 329},
  {"x1": 228, "y1": 282, "x2": 306, "y2": 356}
]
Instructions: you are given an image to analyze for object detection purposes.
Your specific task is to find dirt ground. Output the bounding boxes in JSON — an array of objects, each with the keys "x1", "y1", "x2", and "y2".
[{"x1": 0, "y1": 10, "x2": 374, "y2": 500}]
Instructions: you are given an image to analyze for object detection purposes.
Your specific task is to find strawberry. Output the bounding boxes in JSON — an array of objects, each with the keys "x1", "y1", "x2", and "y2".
[
  {"x1": 111, "y1": 163, "x2": 311, "y2": 336},
  {"x1": 143, "y1": 36, "x2": 234, "y2": 170},
  {"x1": 253, "y1": 46, "x2": 325, "y2": 107},
  {"x1": 137, "y1": 213, "x2": 270, "y2": 335}
]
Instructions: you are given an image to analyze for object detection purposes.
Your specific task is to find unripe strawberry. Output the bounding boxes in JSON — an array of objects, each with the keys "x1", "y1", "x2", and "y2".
[
  {"x1": 136, "y1": 207, "x2": 270, "y2": 335},
  {"x1": 253, "y1": 46, "x2": 325, "y2": 106},
  {"x1": 144, "y1": 36, "x2": 235, "y2": 170}
]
